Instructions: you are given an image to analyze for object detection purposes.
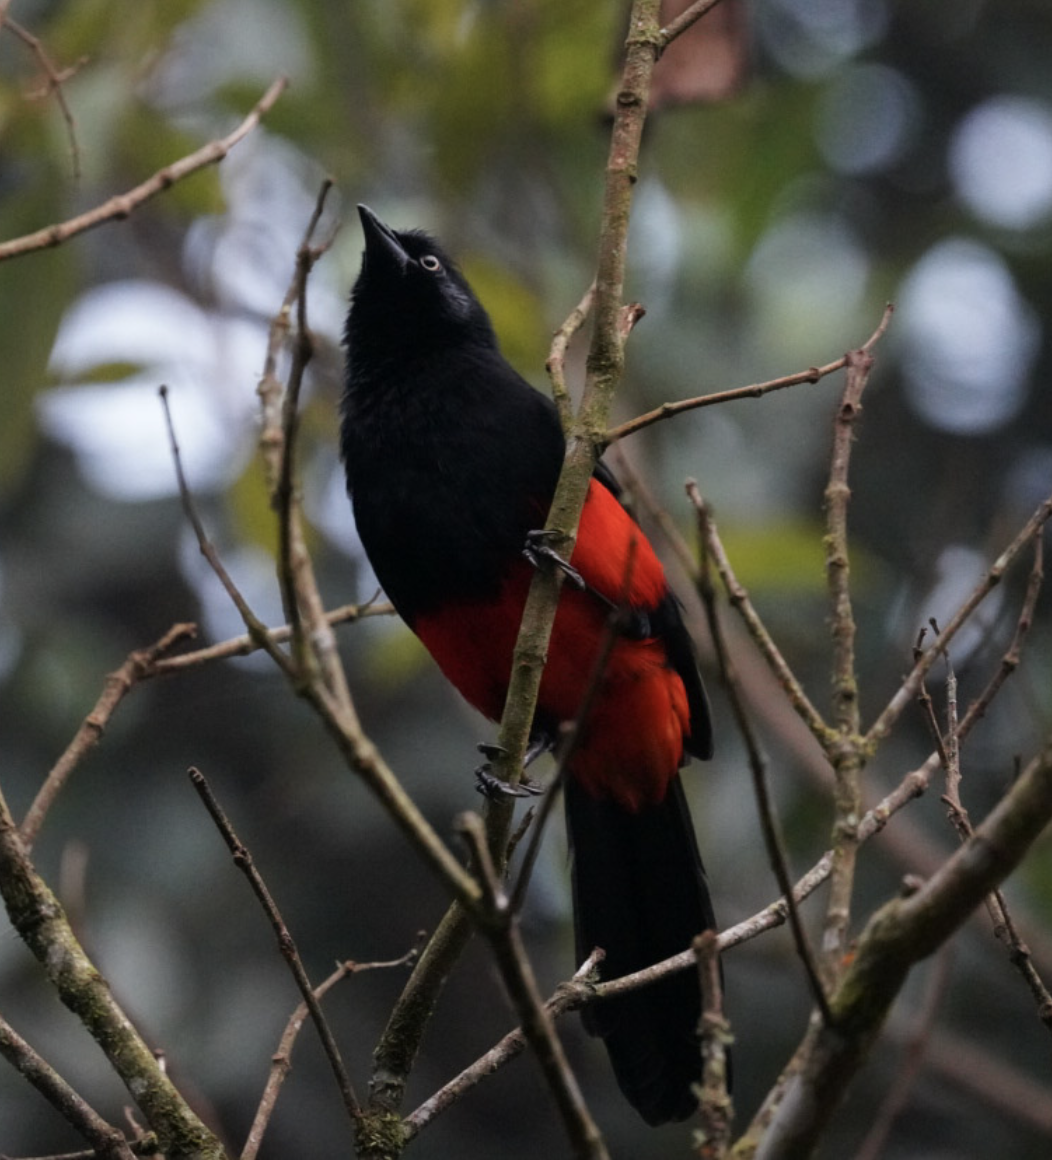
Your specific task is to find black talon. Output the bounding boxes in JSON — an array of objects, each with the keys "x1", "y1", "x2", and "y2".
[
  {"x1": 475, "y1": 763, "x2": 536, "y2": 799},
  {"x1": 523, "y1": 529, "x2": 586, "y2": 590},
  {"x1": 474, "y1": 732, "x2": 553, "y2": 798}
]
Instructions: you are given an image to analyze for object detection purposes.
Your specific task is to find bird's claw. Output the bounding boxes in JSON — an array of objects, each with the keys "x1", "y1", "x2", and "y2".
[
  {"x1": 523, "y1": 529, "x2": 586, "y2": 590},
  {"x1": 475, "y1": 763, "x2": 546, "y2": 799}
]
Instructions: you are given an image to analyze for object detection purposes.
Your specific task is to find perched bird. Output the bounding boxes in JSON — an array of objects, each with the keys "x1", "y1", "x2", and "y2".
[{"x1": 341, "y1": 205, "x2": 718, "y2": 1125}]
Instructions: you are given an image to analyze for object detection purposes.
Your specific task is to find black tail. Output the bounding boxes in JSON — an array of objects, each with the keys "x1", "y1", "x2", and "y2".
[{"x1": 565, "y1": 774, "x2": 718, "y2": 1125}]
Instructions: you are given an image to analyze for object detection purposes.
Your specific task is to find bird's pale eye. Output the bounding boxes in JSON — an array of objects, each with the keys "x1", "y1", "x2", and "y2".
[{"x1": 420, "y1": 254, "x2": 442, "y2": 272}]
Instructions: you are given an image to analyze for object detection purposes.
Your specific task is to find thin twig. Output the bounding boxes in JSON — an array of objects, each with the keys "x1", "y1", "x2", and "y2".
[
  {"x1": 20, "y1": 600, "x2": 388, "y2": 850},
  {"x1": 0, "y1": 76, "x2": 288, "y2": 262},
  {"x1": 687, "y1": 482, "x2": 829, "y2": 743},
  {"x1": 161, "y1": 384, "x2": 296, "y2": 679},
  {"x1": 913, "y1": 626, "x2": 950, "y2": 770},
  {"x1": 2, "y1": 14, "x2": 87, "y2": 179},
  {"x1": 402, "y1": 951, "x2": 604, "y2": 1139},
  {"x1": 242, "y1": 946, "x2": 421, "y2": 1160},
  {"x1": 694, "y1": 931, "x2": 733, "y2": 1159},
  {"x1": 546, "y1": 280, "x2": 595, "y2": 427},
  {"x1": 867, "y1": 493, "x2": 1052, "y2": 748},
  {"x1": 956, "y1": 536, "x2": 1044, "y2": 739},
  {"x1": 603, "y1": 305, "x2": 894, "y2": 447},
  {"x1": 151, "y1": 601, "x2": 394, "y2": 677},
  {"x1": 873, "y1": 543, "x2": 1049, "y2": 852},
  {"x1": 261, "y1": 179, "x2": 342, "y2": 695},
  {"x1": 405, "y1": 713, "x2": 1051, "y2": 1142},
  {"x1": 740, "y1": 735, "x2": 1052, "y2": 1160},
  {"x1": 0, "y1": 1015, "x2": 138, "y2": 1160},
  {"x1": 821, "y1": 342, "x2": 877, "y2": 978},
  {"x1": 658, "y1": 0, "x2": 726, "y2": 49},
  {"x1": 693, "y1": 491, "x2": 833, "y2": 1025},
  {"x1": 930, "y1": 621, "x2": 1052, "y2": 1034},
  {"x1": 19, "y1": 624, "x2": 196, "y2": 850},
  {"x1": 606, "y1": 358, "x2": 843, "y2": 447},
  {"x1": 187, "y1": 768, "x2": 361, "y2": 1126},
  {"x1": 456, "y1": 815, "x2": 607, "y2": 1160}
]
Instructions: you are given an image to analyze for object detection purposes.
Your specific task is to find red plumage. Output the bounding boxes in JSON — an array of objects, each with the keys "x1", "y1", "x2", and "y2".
[{"x1": 416, "y1": 477, "x2": 691, "y2": 811}]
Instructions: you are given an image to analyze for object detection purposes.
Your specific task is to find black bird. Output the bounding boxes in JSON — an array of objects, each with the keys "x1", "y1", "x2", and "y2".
[{"x1": 341, "y1": 205, "x2": 719, "y2": 1124}]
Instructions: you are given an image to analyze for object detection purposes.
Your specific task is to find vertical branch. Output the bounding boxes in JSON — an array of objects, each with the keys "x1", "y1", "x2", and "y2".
[
  {"x1": 691, "y1": 486, "x2": 832, "y2": 1023},
  {"x1": 821, "y1": 346, "x2": 876, "y2": 978},
  {"x1": 694, "y1": 931, "x2": 733, "y2": 1159},
  {"x1": 579, "y1": 0, "x2": 661, "y2": 423},
  {"x1": 824, "y1": 349, "x2": 868, "y2": 738},
  {"x1": 486, "y1": 0, "x2": 662, "y2": 824},
  {"x1": 457, "y1": 815, "x2": 609, "y2": 1160}
]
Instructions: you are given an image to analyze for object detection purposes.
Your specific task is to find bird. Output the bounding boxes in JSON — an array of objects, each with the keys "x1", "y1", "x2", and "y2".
[{"x1": 341, "y1": 204, "x2": 719, "y2": 1126}]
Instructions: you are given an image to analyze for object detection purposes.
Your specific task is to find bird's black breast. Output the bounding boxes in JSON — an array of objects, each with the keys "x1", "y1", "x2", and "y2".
[{"x1": 341, "y1": 352, "x2": 565, "y2": 621}]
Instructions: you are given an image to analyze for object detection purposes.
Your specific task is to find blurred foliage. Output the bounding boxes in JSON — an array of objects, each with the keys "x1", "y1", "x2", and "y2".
[{"x1": 1, "y1": 1, "x2": 1052, "y2": 1158}]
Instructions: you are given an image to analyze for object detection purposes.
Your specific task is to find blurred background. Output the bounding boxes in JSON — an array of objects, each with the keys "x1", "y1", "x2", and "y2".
[{"x1": 1, "y1": 1, "x2": 1051, "y2": 1157}]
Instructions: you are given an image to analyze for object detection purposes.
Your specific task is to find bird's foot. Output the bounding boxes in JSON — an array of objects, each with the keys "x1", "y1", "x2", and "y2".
[
  {"x1": 523, "y1": 529, "x2": 586, "y2": 590},
  {"x1": 474, "y1": 764, "x2": 546, "y2": 799},
  {"x1": 474, "y1": 743, "x2": 546, "y2": 798}
]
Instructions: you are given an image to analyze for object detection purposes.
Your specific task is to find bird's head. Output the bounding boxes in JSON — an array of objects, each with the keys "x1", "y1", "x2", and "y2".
[{"x1": 346, "y1": 205, "x2": 497, "y2": 366}]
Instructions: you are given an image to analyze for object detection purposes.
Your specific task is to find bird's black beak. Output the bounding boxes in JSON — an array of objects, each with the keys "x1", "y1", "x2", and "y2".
[{"x1": 358, "y1": 204, "x2": 408, "y2": 273}]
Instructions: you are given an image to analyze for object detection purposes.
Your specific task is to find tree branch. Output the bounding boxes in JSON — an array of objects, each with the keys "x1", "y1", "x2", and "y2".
[
  {"x1": 188, "y1": 768, "x2": 360, "y2": 1128},
  {"x1": 741, "y1": 736, "x2": 1052, "y2": 1160},
  {"x1": 0, "y1": 77, "x2": 288, "y2": 262},
  {"x1": 0, "y1": 1015, "x2": 138, "y2": 1160},
  {"x1": 0, "y1": 787, "x2": 225, "y2": 1159},
  {"x1": 820, "y1": 344, "x2": 875, "y2": 979}
]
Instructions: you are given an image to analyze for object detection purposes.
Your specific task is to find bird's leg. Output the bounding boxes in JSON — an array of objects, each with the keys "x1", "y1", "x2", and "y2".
[
  {"x1": 523, "y1": 529, "x2": 586, "y2": 590},
  {"x1": 475, "y1": 732, "x2": 553, "y2": 798}
]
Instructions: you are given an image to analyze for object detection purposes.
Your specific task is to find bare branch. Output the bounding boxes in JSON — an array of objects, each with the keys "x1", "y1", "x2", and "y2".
[
  {"x1": 956, "y1": 535, "x2": 1044, "y2": 738},
  {"x1": 603, "y1": 305, "x2": 894, "y2": 447},
  {"x1": 687, "y1": 482, "x2": 829, "y2": 742},
  {"x1": 2, "y1": 13, "x2": 88, "y2": 179},
  {"x1": 151, "y1": 601, "x2": 394, "y2": 677},
  {"x1": 658, "y1": 0, "x2": 727, "y2": 49},
  {"x1": 606, "y1": 357, "x2": 843, "y2": 447},
  {"x1": 161, "y1": 384, "x2": 297, "y2": 679},
  {"x1": 692, "y1": 489, "x2": 832, "y2": 1024},
  {"x1": 821, "y1": 342, "x2": 879, "y2": 978},
  {"x1": 694, "y1": 931, "x2": 733, "y2": 1159},
  {"x1": 867, "y1": 492, "x2": 1052, "y2": 747},
  {"x1": 481, "y1": 0, "x2": 665, "y2": 821},
  {"x1": 241, "y1": 946, "x2": 421, "y2": 1160},
  {"x1": 456, "y1": 814, "x2": 608, "y2": 1160},
  {"x1": 0, "y1": 76, "x2": 288, "y2": 262},
  {"x1": 19, "y1": 623, "x2": 196, "y2": 850},
  {"x1": 546, "y1": 281, "x2": 595, "y2": 426},
  {"x1": 0, "y1": 1015, "x2": 138, "y2": 1160},
  {"x1": 741, "y1": 735, "x2": 1052, "y2": 1160},
  {"x1": 402, "y1": 950, "x2": 604, "y2": 1139},
  {"x1": 187, "y1": 768, "x2": 361, "y2": 1126},
  {"x1": 0, "y1": 786, "x2": 224, "y2": 1158}
]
